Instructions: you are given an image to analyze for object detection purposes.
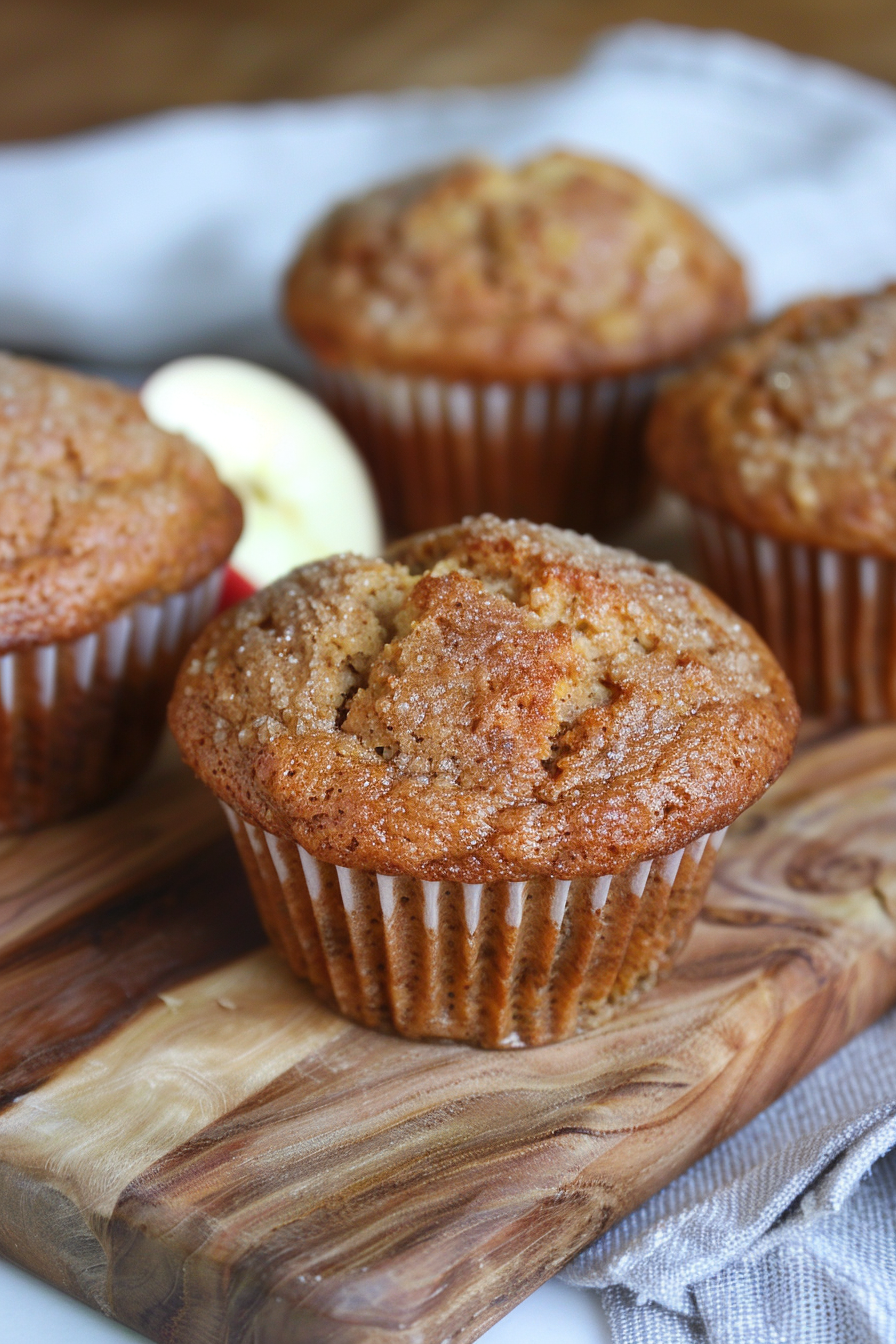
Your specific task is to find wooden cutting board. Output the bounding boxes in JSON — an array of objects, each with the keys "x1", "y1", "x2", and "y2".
[{"x1": 1, "y1": 725, "x2": 896, "y2": 1344}]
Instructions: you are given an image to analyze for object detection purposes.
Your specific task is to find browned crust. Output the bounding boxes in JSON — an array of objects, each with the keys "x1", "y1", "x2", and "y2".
[
  {"x1": 648, "y1": 285, "x2": 896, "y2": 557},
  {"x1": 0, "y1": 354, "x2": 242, "y2": 651},
  {"x1": 284, "y1": 153, "x2": 748, "y2": 381},
  {"x1": 169, "y1": 517, "x2": 798, "y2": 880}
]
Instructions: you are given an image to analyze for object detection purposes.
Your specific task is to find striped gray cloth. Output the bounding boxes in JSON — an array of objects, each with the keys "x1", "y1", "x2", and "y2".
[{"x1": 563, "y1": 1009, "x2": 896, "y2": 1343}]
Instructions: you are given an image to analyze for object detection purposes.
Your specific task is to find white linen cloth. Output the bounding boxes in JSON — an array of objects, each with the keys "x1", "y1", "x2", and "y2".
[
  {"x1": 1, "y1": 22, "x2": 896, "y2": 370},
  {"x1": 1, "y1": 22, "x2": 896, "y2": 1342}
]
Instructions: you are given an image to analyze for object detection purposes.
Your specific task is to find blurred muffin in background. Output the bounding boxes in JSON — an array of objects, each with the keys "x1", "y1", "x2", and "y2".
[
  {"x1": 649, "y1": 284, "x2": 896, "y2": 723},
  {"x1": 283, "y1": 151, "x2": 748, "y2": 537},
  {"x1": 0, "y1": 354, "x2": 241, "y2": 831},
  {"x1": 169, "y1": 514, "x2": 796, "y2": 1049}
]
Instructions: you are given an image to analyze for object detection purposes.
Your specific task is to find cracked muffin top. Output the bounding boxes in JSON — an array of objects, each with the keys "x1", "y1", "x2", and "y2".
[
  {"x1": 0, "y1": 354, "x2": 242, "y2": 651},
  {"x1": 283, "y1": 152, "x2": 748, "y2": 381},
  {"x1": 648, "y1": 285, "x2": 896, "y2": 555},
  {"x1": 170, "y1": 516, "x2": 797, "y2": 880}
]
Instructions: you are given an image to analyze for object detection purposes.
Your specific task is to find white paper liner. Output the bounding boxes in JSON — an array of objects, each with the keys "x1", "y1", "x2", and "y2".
[
  {"x1": 694, "y1": 507, "x2": 896, "y2": 721},
  {"x1": 314, "y1": 364, "x2": 659, "y2": 536},
  {"x1": 223, "y1": 803, "x2": 726, "y2": 1049},
  {"x1": 0, "y1": 568, "x2": 224, "y2": 832}
]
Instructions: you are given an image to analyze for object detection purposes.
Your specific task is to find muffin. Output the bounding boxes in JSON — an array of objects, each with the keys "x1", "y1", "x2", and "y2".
[
  {"x1": 0, "y1": 353, "x2": 242, "y2": 831},
  {"x1": 169, "y1": 515, "x2": 797, "y2": 1048},
  {"x1": 283, "y1": 153, "x2": 748, "y2": 537},
  {"x1": 648, "y1": 284, "x2": 896, "y2": 722}
]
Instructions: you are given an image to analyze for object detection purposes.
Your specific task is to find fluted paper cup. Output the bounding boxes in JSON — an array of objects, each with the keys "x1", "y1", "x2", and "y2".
[
  {"x1": 314, "y1": 364, "x2": 660, "y2": 537},
  {"x1": 694, "y1": 507, "x2": 896, "y2": 723},
  {"x1": 223, "y1": 803, "x2": 726, "y2": 1048},
  {"x1": 0, "y1": 569, "x2": 224, "y2": 832}
]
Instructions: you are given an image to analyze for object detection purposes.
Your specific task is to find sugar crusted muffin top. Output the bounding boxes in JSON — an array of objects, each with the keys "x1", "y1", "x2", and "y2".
[
  {"x1": 648, "y1": 286, "x2": 896, "y2": 555},
  {"x1": 170, "y1": 516, "x2": 797, "y2": 880},
  {"x1": 0, "y1": 354, "x2": 242, "y2": 651},
  {"x1": 284, "y1": 152, "x2": 748, "y2": 381}
]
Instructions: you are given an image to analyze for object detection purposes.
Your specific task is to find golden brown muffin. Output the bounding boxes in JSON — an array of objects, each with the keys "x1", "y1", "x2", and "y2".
[
  {"x1": 282, "y1": 152, "x2": 748, "y2": 540},
  {"x1": 172, "y1": 516, "x2": 795, "y2": 878},
  {"x1": 648, "y1": 286, "x2": 896, "y2": 556},
  {"x1": 0, "y1": 353, "x2": 242, "y2": 831},
  {"x1": 648, "y1": 285, "x2": 896, "y2": 722},
  {"x1": 0, "y1": 354, "x2": 242, "y2": 653},
  {"x1": 170, "y1": 517, "x2": 797, "y2": 1047},
  {"x1": 285, "y1": 153, "x2": 748, "y2": 382}
]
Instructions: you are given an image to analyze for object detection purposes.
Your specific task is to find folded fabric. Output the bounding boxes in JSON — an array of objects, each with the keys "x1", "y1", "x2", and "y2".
[
  {"x1": 563, "y1": 1006, "x2": 896, "y2": 1343},
  {"x1": 1, "y1": 22, "x2": 896, "y2": 369}
]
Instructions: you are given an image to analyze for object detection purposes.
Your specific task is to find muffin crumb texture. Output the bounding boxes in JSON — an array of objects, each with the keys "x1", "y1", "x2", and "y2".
[
  {"x1": 649, "y1": 285, "x2": 896, "y2": 554},
  {"x1": 171, "y1": 517, "x2": 797, "y2": 880},
  {"x1": 0, "y1": 353, "x2": 242, "y2": 650},
  {"x1": 285, "y1": 152, "x2": 748, "y2": 379}
]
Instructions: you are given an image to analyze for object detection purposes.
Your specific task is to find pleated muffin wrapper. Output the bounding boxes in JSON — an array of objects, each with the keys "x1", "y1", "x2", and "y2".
[
  {"x1": 694, "y1": 506, "x2": 896, "y2": 723},
  {"x1": 314, "y1": 363, "x2": 661, "y2": 538},
  {"x1": 223, "y1": 803, "x2": 727, "y2": 1048},
  {"x1": 0, "y1": 568, "x2": 224, "y2": 833}
]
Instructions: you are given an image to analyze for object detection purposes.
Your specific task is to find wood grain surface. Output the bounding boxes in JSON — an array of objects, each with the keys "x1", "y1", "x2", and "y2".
[
  {"x1": 0, "y1": 1, "x2": 894, "y2": 143},
  {"x1": 0, "y1": 725, "x2": 895, "y2": 1342}
]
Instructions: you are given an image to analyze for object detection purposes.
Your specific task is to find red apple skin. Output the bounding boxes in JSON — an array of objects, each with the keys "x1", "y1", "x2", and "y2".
[{"x1": 219, "y1": 566, "x2": 257, "y2": 611}]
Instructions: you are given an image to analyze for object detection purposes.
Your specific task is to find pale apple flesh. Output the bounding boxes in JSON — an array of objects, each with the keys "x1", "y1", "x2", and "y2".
[{"x1": 141, "y1": 356, "x2": 384, "y2": 590}]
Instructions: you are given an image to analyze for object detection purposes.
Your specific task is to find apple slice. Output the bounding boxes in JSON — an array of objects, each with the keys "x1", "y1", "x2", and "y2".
[{"x1": 141, "y1": 356, "x2": 383, "y2": 589}]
